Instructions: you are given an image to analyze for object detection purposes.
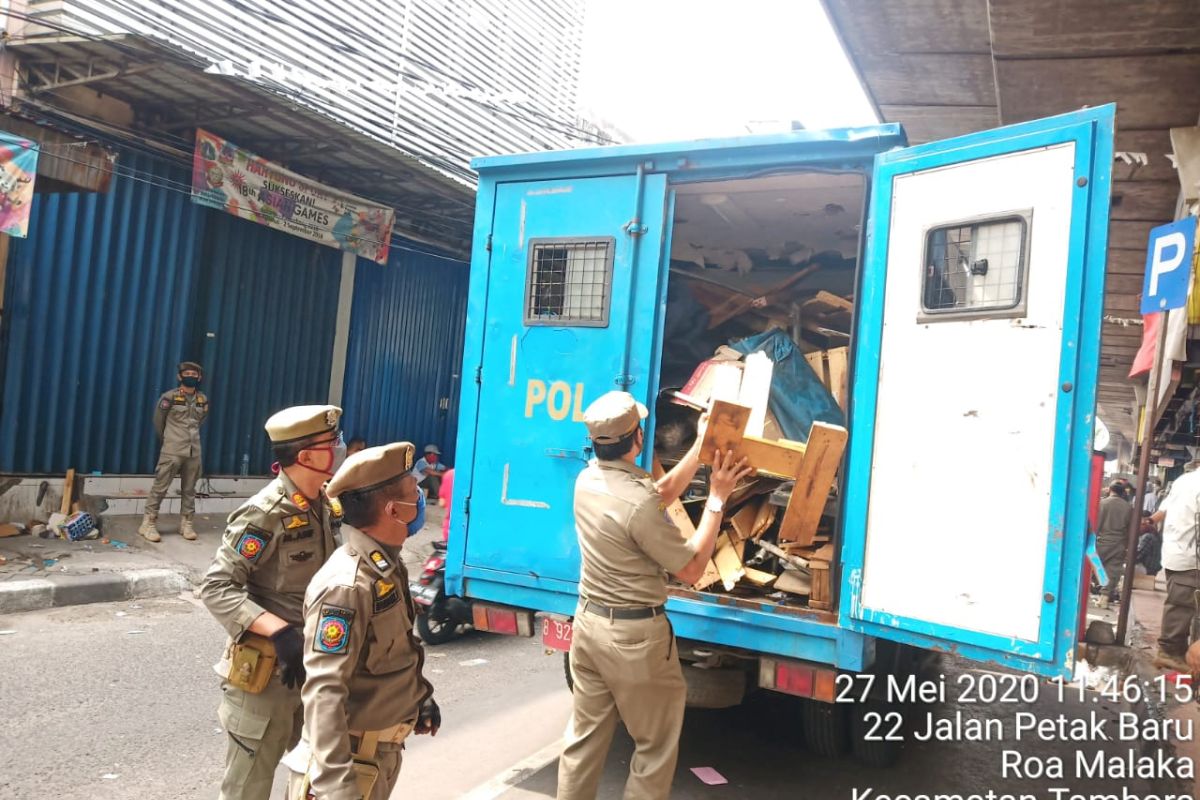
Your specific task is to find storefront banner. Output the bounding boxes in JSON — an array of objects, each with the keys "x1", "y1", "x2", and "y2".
[{"x1": 191, "y1": 129, "x2": 394, "y2": 264}]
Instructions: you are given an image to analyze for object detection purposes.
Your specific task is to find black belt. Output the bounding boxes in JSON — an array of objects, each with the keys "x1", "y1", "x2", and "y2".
[{"x1": 582, "y1": 600, "x2": 666, "y2": 620}]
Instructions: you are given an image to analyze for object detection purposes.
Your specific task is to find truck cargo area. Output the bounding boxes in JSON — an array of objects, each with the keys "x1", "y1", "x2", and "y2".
[{"x1": 653, "y1": 170, "x2": 864, "y2": 619}]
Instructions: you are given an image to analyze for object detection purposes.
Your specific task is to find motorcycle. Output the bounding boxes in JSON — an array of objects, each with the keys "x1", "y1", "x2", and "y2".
[{"x1": 410, "y1": 540, "x2": 474, "y2": 643}]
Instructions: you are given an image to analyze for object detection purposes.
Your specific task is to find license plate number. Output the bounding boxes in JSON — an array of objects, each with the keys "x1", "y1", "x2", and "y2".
[
  {"x1": 409, "y1": 584, "x2": 438, "y2": 606},
  {"x1": 542, "y1": 617, "x2": 573, "y2": 651}
]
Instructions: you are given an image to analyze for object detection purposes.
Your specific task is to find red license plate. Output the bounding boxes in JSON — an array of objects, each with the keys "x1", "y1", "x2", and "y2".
[{"x1": 541, "y1": 617, "x2": 573, "y2": 651}]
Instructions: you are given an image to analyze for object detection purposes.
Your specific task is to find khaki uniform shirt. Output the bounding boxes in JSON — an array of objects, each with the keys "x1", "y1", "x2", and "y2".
[
  {"x1": 301, "y1": 525, "x2": 432, "y2": 800},
  {"x1": 201, "y1": 471, "x2": 337, "y2": 639},
  {"x1": 574, "y1": 459, "x2": 696, "y2": 607},
  {"x1": 154, "y1": 388, "x2": 209, "y2": 457}
]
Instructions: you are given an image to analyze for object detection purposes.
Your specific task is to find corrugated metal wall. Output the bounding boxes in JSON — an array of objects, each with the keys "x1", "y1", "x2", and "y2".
[
  {"x1": 0, "y1": 151, "x2": 207, "y2": 473},
  {"x1": 195, "y1": 213, "x2": 342, "y2": 475},
  {"x1": 341, "y1": 249, "x2": 469, "y2": 464},
  {"x1": 52, "y1": 0, "x2": 599, "y2": 185}
]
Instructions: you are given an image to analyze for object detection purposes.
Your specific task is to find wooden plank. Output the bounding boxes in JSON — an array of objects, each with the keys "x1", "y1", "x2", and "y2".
[
  {"x1": 802, "y1": 290, "x2": 853, "y2": 316},
  {"x1": 713, "y1": 533, "x2": 745, "y2": 591},
  {"x1": 775, "y1": 569, "x2": 812, "y2": 596},
  {"x1": 808, "y1": 561, "x2": 832, "y2": 610},
  {"x1": 778, "y1": 423, "x2": 848, "y2": 544},
  {"x1": 60, "y1": 468, "x2": 76, "y2": 516},
  {"x1": 741, "y1": 566, "x2": 777, "y2": 588},
  {"x1": 700, "y1": 400, "x2": 807, "y2": 478},
  {"x1": 738, "y1": 351, "x2": 773, "y2": 438},
  {"x1": 826, "y1": 348, "x2": 848, "y2": 412},
  {"x1": 653, "y1": 458, "x2": 720, "y2": 591}
]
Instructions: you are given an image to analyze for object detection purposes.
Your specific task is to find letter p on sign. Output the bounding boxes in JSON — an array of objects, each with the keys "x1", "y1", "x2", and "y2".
[{"x1": 1141, "y1": 216, "x2": 1197, "y2": 314}]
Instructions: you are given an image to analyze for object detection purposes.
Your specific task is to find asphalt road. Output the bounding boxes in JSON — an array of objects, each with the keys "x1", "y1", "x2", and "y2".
[
  {"x1": 0, "y1": 594, "x2": 1185, "y2": 800},
  {"x1": 0, "y1": 595, "x2": 569, "y2": 800}
]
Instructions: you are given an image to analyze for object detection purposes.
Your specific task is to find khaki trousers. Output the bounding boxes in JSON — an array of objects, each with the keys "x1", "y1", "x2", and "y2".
[
  {"x1": 1159, "y1": 568, "x2": 1200, "y2": 656},
  {"x1": 218, "y1": 673, "x2": 303, "y2": 800},
  {"x1": 284, "y1": 742, "x2": 402, "y2": 800},
  {"x1": 145, "y1": 451, "x2": 201, "y2": 516},
  {"x1": 557, "y1": 609, "x2": 686, "y2": 800}
]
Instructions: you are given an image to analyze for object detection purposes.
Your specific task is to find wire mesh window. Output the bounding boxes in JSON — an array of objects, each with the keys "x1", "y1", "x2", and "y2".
[
  {"x1": 525, "y1": 237, "x2": 614, "y2": 327},
  {"x1": 922, "y1": 215, "x2": 1030, "y2": 318}
]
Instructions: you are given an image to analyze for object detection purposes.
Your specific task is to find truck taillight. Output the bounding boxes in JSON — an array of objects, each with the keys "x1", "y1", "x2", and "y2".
[
  {"x1": 758, "y1": 657, "x2": 838, "y2": 702},
  {"x1": 471, "y1": 603, "x2": 534, "y2": 636}
]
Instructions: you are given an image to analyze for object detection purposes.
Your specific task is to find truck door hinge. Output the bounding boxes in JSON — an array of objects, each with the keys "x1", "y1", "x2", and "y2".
[
  {"x1": 474, "y1": 366, "x2": 482, "y2": 385},
  {"x1": 485, "y1": 234, "x2": 492, "y2": 252},
  {"x1": 464, "y1": 496, "x2": 469, "y2": 517}
]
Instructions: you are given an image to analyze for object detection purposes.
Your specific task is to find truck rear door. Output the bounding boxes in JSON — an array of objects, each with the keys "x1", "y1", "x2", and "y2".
[
  {"x1": 457, "y1": 172, "x2": 671, "y2": 601},
  {"x1": 840, "y1": 105, "x2": 1115, "y2": 678}
]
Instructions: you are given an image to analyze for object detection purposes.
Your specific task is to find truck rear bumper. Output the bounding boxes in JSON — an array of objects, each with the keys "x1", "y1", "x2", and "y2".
[{"x1": 460, "y1": 566, "x2": 873, "y2": 671}]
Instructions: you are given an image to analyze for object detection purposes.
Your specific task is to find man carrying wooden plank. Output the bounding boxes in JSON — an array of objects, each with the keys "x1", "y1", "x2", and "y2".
[{"x1": 558, "y1": 391, "x2": 750, "y2": 800}]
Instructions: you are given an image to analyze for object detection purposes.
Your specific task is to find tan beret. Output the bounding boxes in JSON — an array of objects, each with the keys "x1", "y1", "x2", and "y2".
[
  {"x1": 264, "y1": 404, "x2": 342, "y2": 444},
  {"x1": 326, "y1": 442, "x2": 416, "y2": 498},
  {"x1": 178, "y1": 361, "x2": 203, "y2": 374},
  {"x1": 583, "y1": 391, "x2": 648, "y2": 444}
]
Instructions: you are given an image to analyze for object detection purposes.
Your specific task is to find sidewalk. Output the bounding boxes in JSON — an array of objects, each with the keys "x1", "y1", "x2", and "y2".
[
  {"x1": 1126, "y1": 574, "x2": 1200, "y2": 790},
  {"x1": 0, "y1": 505, "x2": 446, "y2": 615}
]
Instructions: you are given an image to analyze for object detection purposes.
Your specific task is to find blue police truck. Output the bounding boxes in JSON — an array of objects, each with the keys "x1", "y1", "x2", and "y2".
[{"x1": 441, "y1": 105, "x2": 1115, "y2": 762}]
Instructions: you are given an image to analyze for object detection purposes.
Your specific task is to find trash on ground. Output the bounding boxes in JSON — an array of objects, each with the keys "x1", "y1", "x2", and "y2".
[
  {"x1": 42, "y1": 558, "x2": 57, "y2": 568},
  {"x1": 0, "y1": 522, "x2": 26, "y2": 538},
  {"x1": 690, "y1": 767, "x2": 728, "y2": 786},
  {"x1": 458, "y1": 658, "x2": 488, "y2": 667},
  {"x1": 109, "y1": 539, "x2": 129, "y2": 550},
  {"x1": 126, "y1": 630, "x2": 148, "y2": 635},
  {"x1": 0, "y1": 630, "x2": 16, "y2": 636}
]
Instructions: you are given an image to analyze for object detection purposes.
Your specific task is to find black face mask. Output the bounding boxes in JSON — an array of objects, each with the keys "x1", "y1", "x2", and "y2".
[{"x1": 181, "y1": 376, "x2": 201, "y2": 388}]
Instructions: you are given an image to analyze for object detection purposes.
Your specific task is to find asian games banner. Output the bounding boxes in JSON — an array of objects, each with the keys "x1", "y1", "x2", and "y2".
[
  {"x1": 191, "y1": 129, "x2": 394, "y2": 264},
  {"x1": 0, "y1": 131, "x2": 39, "y2": 238}
]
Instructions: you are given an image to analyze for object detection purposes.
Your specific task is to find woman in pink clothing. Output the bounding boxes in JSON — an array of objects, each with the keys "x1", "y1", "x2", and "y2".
[{"x1": 437, "y1": 467, "x2": 455, "y2": 541}]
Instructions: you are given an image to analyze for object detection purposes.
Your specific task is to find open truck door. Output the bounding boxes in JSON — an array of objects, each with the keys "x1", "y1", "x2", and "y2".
[
  {"x1": 840, "y1": 105, "x2": 1115, "y2": 678},
  {"x1": 449, "y1": 169, "x2": 672, "y2": 610}
]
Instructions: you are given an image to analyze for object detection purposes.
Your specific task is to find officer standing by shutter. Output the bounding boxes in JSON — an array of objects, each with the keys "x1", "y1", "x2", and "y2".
[
  {"x1": 557, "y1": 391, "x2": 750, "y2": 800},
  {"x1": 201, "y1": 404, "x2": 345, "y2": 800},
  {"x1": 139, "y1": 361, "x2": 209, "y2": 542},
  {"x1": 285, "y1": 442, "x2": 438, "y2": 800}
]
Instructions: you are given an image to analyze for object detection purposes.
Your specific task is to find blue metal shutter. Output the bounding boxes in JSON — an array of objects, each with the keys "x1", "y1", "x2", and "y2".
[
  {"x1": 194, "y1": 213, "x2": 342, "y2": 474},
  {"x1": 340, "y1": 250, "x2": 468, "y2": 465},
  {"x1": 0, "y1": 151, "x2": 207, "y2": 474}
]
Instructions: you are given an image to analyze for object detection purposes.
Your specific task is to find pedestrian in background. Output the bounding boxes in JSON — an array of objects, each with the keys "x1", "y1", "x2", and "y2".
[
  {"x1": 347, "y1": 436, "x2": 367, "y2": 457},
  {"x1": 412, "y1": 444, "x2": 448, "y2": 498},
  {"x1": 1151, "y1": 460, "x2": 1200, "y2": 672},
  {"x1": 139, "y1": 361, "x2": 209, "y2": 543},
  {"x1": 287, "y1": 442, "x2": 438, "y2": 800},
  {"x1": 1095, "y1": 480, "x2": 1132, "y2": 609},
  {"x1": 557, "y1": 391, "x2": 750, "y2": 800},
  {"x1": 201, "y1": 405, "x2": 345, "y2": 800}
]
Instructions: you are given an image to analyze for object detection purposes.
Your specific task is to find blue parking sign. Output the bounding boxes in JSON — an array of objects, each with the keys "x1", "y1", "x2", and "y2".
[{"x1": 1141, "y1": 216, "x2": 1197, "y2": 314}]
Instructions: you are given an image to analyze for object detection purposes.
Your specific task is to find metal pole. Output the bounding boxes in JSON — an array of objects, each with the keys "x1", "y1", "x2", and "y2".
[{"x1": 1116, "y1": 314, "x2": 1170, "y2": 643}]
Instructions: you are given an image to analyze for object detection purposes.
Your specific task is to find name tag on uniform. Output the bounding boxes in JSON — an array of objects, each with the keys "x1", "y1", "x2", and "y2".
[{"x1": 373, "y1": 579, "x2": 400, "y2": 613}]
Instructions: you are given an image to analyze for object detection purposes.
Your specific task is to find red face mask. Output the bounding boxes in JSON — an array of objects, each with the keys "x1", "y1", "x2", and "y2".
[{"x1": 302, "y1": 433, "x2": 346, "y2": 477}]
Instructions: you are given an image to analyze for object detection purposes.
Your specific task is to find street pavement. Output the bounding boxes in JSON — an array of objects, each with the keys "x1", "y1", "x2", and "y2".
[{"x1": 0, "y1": 594, "x2": 570, "y2": 800}]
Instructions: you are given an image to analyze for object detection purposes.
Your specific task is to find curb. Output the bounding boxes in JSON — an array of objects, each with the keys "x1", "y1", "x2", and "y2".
[{"x1": 0, "y1": 568, "x2": 191, "y2": 614}]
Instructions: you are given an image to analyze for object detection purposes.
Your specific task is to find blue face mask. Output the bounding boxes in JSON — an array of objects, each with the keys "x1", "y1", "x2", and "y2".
[{"x1": 408, "y1": 490, "x2": 426, "y2": 536}]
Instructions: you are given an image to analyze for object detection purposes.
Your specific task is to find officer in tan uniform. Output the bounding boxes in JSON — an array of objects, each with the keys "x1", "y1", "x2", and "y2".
[
  {"x1": 286, "y1": 442, "x2": 438, "y2": 800},
  {"x1": 558, "y1": 391, "x2": 749, "y2": 800},
  {"x1": 139, "y1": 361, "x2": 209, "y2": 542},
  {"x1": 201, "y1": 404, "x2": 345, "y2": 800}
]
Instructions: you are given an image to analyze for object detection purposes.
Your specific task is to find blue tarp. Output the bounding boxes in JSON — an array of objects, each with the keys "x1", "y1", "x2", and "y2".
[{"x1": 729, "y1": 328, "x2": 844, "y2": 443}]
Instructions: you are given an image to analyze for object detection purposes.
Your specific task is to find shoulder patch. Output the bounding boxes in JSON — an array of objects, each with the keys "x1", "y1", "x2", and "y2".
[
  {"x1": 159, "y1": 398, "x2": 171, "y2": 410},
  {"x1": 369, "y1": 550, "x2": 391, "y2": 572},
  {"x1": 329, "y1": 497, "x2": 343, "y2": 518},
  {"x1": 315, "y1": 604, "x2": 354, "y2": 654},
  {"x1": 234, "y1": 526, "x2": 272, "y2": 562},
  {"x1": 373, "y1": 579, "x2": 400, "y2": 613},
  {"x1": 292, "y1": 492, "x2": 310, "y2": 512}
]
